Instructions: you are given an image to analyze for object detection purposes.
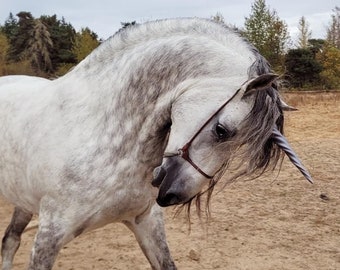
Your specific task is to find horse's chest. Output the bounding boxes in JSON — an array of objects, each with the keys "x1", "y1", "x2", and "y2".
[{"x1": 103, "y1": 179, "x2": 157, "y2": 221}]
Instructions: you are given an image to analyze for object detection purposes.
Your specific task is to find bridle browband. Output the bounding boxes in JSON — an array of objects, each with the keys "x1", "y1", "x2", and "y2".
[{"x1": 163, "y1": 87, "x2": 242, "y2": 179}]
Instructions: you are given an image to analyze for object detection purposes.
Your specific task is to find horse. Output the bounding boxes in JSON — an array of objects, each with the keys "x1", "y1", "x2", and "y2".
[{"x1": 0, "y1": 18, "x2": 312, "y2": 270}]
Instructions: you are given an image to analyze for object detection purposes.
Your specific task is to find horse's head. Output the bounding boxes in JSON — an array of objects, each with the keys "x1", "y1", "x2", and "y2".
[{"x1": 152, "y1": 74, "x2": 312, "y2": 208}]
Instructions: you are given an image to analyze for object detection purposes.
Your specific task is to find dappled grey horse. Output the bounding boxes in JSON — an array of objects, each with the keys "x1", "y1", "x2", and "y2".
[{"x1": 0, "y1": 18, "x2": 312, "y2": 269}]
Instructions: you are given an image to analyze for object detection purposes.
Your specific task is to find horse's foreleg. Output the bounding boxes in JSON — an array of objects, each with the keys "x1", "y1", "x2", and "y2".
[
  {"x1": 124, "y1": 203, "x2": 176, "y2": 270},
  {"x1": 1, "y1": 207, "x2": 32, "y2": 270},
  {"x1": 28, "y1": 199, "x2": 75, "y2": 270}
]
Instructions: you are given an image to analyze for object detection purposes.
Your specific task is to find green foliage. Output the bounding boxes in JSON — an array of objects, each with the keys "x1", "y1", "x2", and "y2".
[
  {"x1": 308, "y1": 39, "x2": 325, "y2": 54},
  {"x1": 0, "y1": 7, "x2": 338, "y2": 92},
  {"x1": 285, "y1": 48, "x2": 322, "y2": 88},
  {"x1": 2, "y1": 60, "x2": 37, "y2": 76},
  {"x1": 244, "y1": 0, "x2": 289, "y2": 71},
  {"x1": 39, "y1": 15, "x2": 77, "y2": 70},
  {"x1": 54, "y1": 63, "x2": 75, "y2": 77},
  {"x1": 317, "y1": 45, "x2": 340, "y2": 89},
  {"x1": 1, "y1": 12, "x2": 18, "y2": 41},
  {"x1": 0, "y1": 12, "x2": 100, "y2": 77},
  {"x1": 72, "y1": 27, "x2": 100, "y2": 62},
  {"x1": 0, "y1": 31, "x2": 9, "y2": 75},
  {"x1": 8, "y1": 12, "x2": 34, "y2": 62}
]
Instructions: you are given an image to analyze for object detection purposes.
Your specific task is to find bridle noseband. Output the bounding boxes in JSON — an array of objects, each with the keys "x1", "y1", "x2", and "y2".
[{"x1": 163, "y1": 87, "x2": 242, "y2": 179}]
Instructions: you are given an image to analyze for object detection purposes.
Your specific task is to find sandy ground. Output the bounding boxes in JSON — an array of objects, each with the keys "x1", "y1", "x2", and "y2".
[{"x1": 0, "y1": 92, "x2": 339, "y2": 269}]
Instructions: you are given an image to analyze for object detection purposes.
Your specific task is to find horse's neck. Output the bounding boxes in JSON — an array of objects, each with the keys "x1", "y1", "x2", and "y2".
[
  {"x1": 73, "y1": 18, "x2": 253, "y2": 80},
  {"x1": 58, "y1": 19, "x2": 254, "y2": 169},
  {"x1": 58, "y1": 46, "x2": 178, "y2": 171}
]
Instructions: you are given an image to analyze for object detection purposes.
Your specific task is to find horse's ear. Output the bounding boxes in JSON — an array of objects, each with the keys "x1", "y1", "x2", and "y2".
[{"x1": 243, "y1": 73, "x2": 279, "y2": 97}]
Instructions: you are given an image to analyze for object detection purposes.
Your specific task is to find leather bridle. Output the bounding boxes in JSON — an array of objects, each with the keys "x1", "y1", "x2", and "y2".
[{"x1": 163, "y1": 87, "x2": 242, "y2": 179}]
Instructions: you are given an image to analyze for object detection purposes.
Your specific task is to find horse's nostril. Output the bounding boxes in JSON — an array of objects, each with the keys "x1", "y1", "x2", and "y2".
[
  {"x1": 152, "y1": 166, "x2": 167, "y2": 187},
  {"x1": 157, "y1": 191, "x2": 182, "y2": 207},
  {"x1": 165, "y1": 192, "x2": 180, "y2": 205}
]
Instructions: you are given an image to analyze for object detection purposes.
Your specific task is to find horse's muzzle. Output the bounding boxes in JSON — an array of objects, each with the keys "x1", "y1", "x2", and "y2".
[{"x1": 152, "y1": 158, "x2": 189, "y2": 207}]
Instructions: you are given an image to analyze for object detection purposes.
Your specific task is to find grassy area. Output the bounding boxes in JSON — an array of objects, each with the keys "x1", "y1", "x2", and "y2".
[{"x1": 282, "y1": 90, "x2": 340, "y2": 107}]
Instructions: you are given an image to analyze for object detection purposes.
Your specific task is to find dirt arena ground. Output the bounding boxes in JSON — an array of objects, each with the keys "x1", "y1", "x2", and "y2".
[{"x1": 0, "y1": 92, "x2": 339, "y2": 269}]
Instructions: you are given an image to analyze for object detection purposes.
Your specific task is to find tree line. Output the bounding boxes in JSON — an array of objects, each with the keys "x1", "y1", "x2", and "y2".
[
  {"x1": 0, "y1": 11, "x2": 99, "y2": 77},
  {"x1": 215, "y1": 1, "x2": 339, "y2": 90},
  {"x1": 0, "y1": 0, "x2": 339, "y2": 89}
]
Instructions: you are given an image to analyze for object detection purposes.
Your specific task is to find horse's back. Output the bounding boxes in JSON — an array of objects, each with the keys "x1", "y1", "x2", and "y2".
[
  {"x1": 0, "y1": 75, "x2": 52, "y2": 120},
  {"x1": 0, "y1": 75, "x2": 49, "y2": 88},
  {"x1": 0, "y1": 75, "x2": 51, "y2": 104}
]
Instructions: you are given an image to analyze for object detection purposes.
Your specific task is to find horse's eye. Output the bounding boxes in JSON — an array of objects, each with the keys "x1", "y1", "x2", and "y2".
[{"x1": 215, "y1": 123, "x2": 229, "y2": 140}]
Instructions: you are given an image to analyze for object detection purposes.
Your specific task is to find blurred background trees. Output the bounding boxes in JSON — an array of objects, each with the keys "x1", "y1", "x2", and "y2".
[
  {"x1": 0, "y1": 12, "x2": 98, "y2": 77},
  {"x1": 244, "y1": 0, "x2": 289, "y2": 73},
  {"x1": 0, "y1": 2, "x2": 339, "y2": 89},
  {"x1": 241, "y1": 1, "x2": 339, "y2": 90}
]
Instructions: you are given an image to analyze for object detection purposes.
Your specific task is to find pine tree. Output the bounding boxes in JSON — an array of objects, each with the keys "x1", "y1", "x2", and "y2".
[
  {"x1": 244, "y1": 0, "x2": 289, "y2": 71},
  {"x1": 297, "y1": 16, "x2": 312, "y2": 48},
  {"x1": 285, "y1": 48, "x2": 322, "y2": 88},
  {"x1": 1, "y1": 12, "x2": 18, "y2": 40},
  {"x1": 8, "y1": 12, "x2": 34, "y2": 62},
  {"x1": 27, "y1": 19, "x2": 53, "y2": 73},
  {"x1": 326, "y1": 6, "x2": 340, "y2": 49},
  {"x1": 40, "y1": 15, "x2": 77, "y2": 69}
]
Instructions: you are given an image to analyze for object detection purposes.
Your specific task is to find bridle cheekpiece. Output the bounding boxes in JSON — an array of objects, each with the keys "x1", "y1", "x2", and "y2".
[{"x1": 163, "y1": 87, "x2": 242, "y2": 179}]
